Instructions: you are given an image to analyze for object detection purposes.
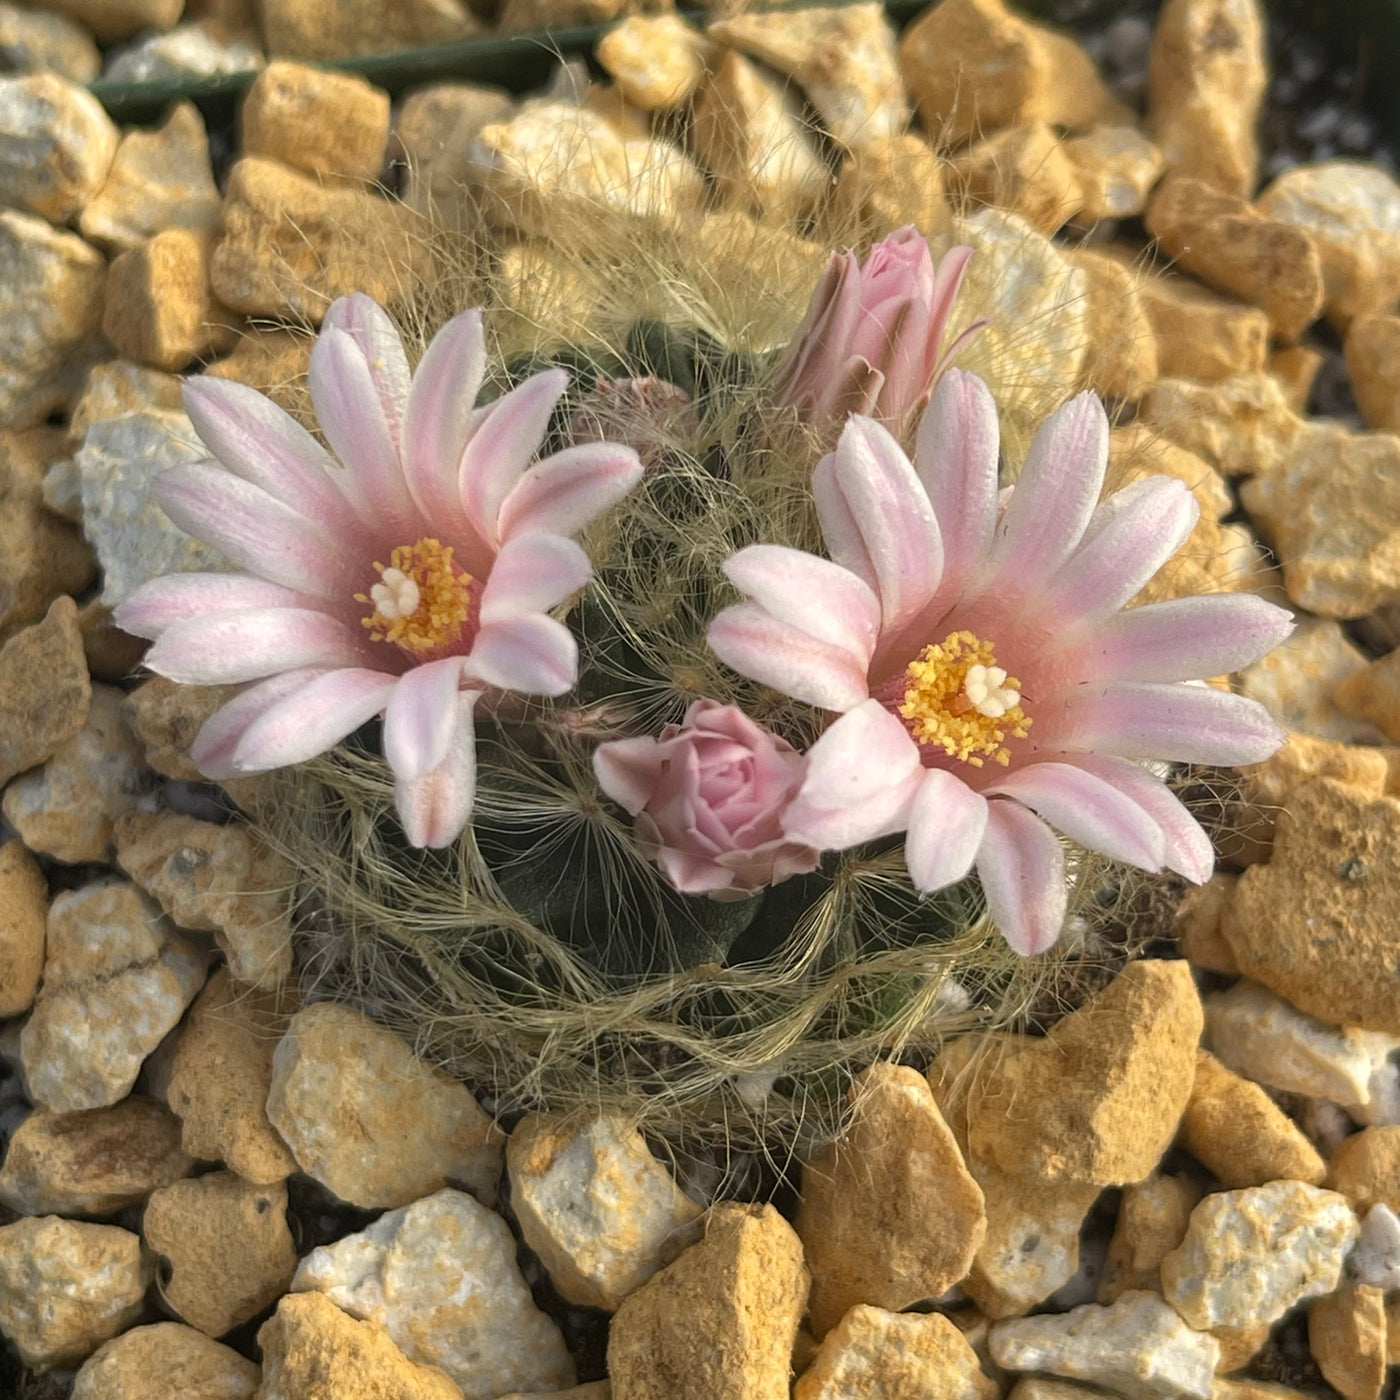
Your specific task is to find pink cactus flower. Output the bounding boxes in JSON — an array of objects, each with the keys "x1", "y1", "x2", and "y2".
[
  {"x1": 594, "y1": 700, "x2": 820, "y2": 899},
  {"x1": 115, "y1": 294, "x2": 642, "y2": 848},
  {"x1": 708, "y1": 370, "x2": 1291, "y2": 955},
  {"x1": 771, "y1": 226, "x2": 979, "y2": 438}
]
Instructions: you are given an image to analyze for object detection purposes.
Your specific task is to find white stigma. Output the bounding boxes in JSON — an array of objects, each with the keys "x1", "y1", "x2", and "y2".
[
  {"x1": 369, "y1": 567, "x2": 420, "y2": 621},
  {"x1": 963, "y1": 663, "x2": 1020, "y2": 719}
]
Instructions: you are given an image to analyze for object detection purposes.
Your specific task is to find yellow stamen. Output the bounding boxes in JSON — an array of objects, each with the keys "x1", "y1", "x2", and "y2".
[
  {"x1": 355, "y1": 538, "x2": 473, "y2": 658},
  {"x1": 898, "y1": 629, "x2": 1031, "y2": 768}
]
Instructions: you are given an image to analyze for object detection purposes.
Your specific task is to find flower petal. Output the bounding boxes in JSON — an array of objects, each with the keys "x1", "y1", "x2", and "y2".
[
  {"x1": 782, "y1": 699, "x2": 924, "y2": 848},
  {"x1": 323, "y1": 294, "x2": 412, "y2": 449},
  {"x1": 468, "y1": 614, "x2": 578, "y2": 695},
  {"x1": 400, "y1": 307, "x2": 487, "y2": 536},
  {"x1": 146, "y1": 608, "x2": 368, "y2": 685},
  {"x1": 1067, "y1": 592, "x2": 1295, "y2": 683},
  {"x1": 985, "y1": 391, "x2": 1109, "y2": 589},
  {"x1": 460, "y1": 368, "x2": 570, "y2": 548},
  {"x1": 480, "y1": 534, "x2": 591, "y2": 625},
  {"x1": 156, "y1": 462, "x2": 349, "y2": 597},
  {"x1": 1035, "y1": 680, "x2": 1287, "y2": 766},
  {"x1": 976, "y1": 800, "x2": 1067, "y2": 956},
  {"x1": 308, "y1": 324, "x2": 415, "y2": 531},
  {"x1": 230, "y1": 668, "x2": 399, "y2": 772},
  {"x1": 983, "y1": 761, "x2": 1166, "y2": 872},
  {"x1": 394, "y1": 691, "x2": 481, "y2": 848},
  {"x1": 914, "y1": 368, "x2": 1000, "y2": 606},
  {"x1": 818, "y1": 416, "x2": 944, "y2": 635},
  {"x1": 593, "y1": 735, "x2": 665, "y2": 816},
  {"x1": 496, "y1": 442, "x2": 643, "y2": 544},
  {"x1": 382, "y1": 656, "x2": 468, "y2": 782},
  {"x1": 1041, "y1": 475, "x2": 1199, "y2": 625},
  {"x1": 182, "y1": 377, "x2": 360, "y2": 531},
  {"x1": 1065, "y1": 752, "x2": 1214, "y2": 883},
  {"x1": 707, "y1": 603, "x2": 873, "y2": 712},
  {"x1": 904, "y1": 768, "x2": 989, "y2": 893},
  {"x1": 115, "y1": 573, "x2": 309, "y2": 640},
  {"x1": 721, "y1": 545, "x2": 880, "y2": 666},
  {"x1": 190, "y1": 668, "x2": 330, "y2": 778}
]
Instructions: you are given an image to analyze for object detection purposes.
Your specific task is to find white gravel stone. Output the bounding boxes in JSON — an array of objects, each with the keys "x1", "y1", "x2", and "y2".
[
  {"x1": 1204, "y1": 980, "x2": 1399, "y2": 1111},
  {"x1": 0, "y1": 1216, "x2": 150, "y2": 1371},
  {"x1": 0, "y1": 72, "x2": 116, "y2": 224},
  {"x1": 989, "y1": 1290, "x2": 1219, "y2": 1400},
  {"x1": 0, "y1": 3, "x2": 101, "y2": 82},
  {"x1": 1349, "y1": 1203, "x2": 1400, "y2": 1290},
  {"x1": 20, "y1": 879, "x2": 209, "y2": 1113},
  {"x1": 293, "y1": 1187, "x2": 576, "y2": 1400},
  {"x1": 103, "y1": 22, "x2": 264, "y2": 83},
  {"x1": 507, "y1": 1112, "x2": 703, "y2": 1311},
  {"x1": 76, "y1": 407, "x2": 227, "y2": 608},
  {"x1": 1160, "y1": 1180, "x2": 1359, "y2": 1330}
]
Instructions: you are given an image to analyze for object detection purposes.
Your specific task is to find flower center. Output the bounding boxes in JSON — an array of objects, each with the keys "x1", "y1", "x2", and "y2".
[
  {"x1": 897, "y1": 630, "x2": 1031, "y2": 768},
  {"x1": 355, "y1": 538, "x2": 476, "y2": 660}
]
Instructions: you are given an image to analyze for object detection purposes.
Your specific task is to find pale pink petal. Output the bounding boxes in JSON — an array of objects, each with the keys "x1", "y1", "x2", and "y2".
[
  {"x1": 904, "y1": 768, "x2": 988, "y2": 893},
  {"x1": 923, "y1": 244, "x2": 975, "y2": 373},
  {"x1": 707, "y1": 604, "x2": 873, "y2": 712},
  {"x1": 496, "y1": 442, "x2": 643, "y2": 544},
  {"x1": 819, "y1": 416, "x2": 944, "y2": 634},
  {"x1": 983, "y1": 761, "x2": 1166, "y2": 871},
  {"x1": 468, "y1": 614, "x2": 577, "y2": 695},
  {"x1": 323, "y1": 294, "x2": 412, "y2": 449},
  {"x1": 308, "y1": 325, "x2": 415, "y2": 531},
  {"x1": 593, "y1": 736, "x2": 665, "y2": 815},
  {"x1": 1067, "y1": 592, "x2": 1295, "y2": 683},
  {"x1": 721, "y1": 545, "x2": 880, "y2": 666},
  {"x1": 1066, "y1": 752, "x2": 1214, "y2": 883},
  {"x1": 1036, "y1": 680, "x2": 1286, "y2": 766},
  {"x1": 394, "y1": 691, "x2": 481, "y2": 848},
  {"x1": 400, "y1": 308, "x2": 486, "y2": 537},
  {"x1": 985, "y1": 391, "x2": 1109, "y2": 588},
  {"x1": 811, "y1": 449, "x2": 875, "y2": 589},
  {"x1": 182, "y1": 378, "x2": 361, "y2": 532},
  {"x1": 657, "y1": 843, "x2": 733, "y2": 895},
  {"x1": 1041, "y1": 476, "x2": 1199, "y2": 625},
  {"x1": 460, "y1": 369, "x2": 570, "y2": 548},
  {"x1": 976, "y1": 800, "x2": 1067, "y2": 956},
  {"x1": 146, "y1": 608, "x2": 369, "y2": 685},
  {"x1": 782, "y1": 699, "x2": 924, "y2": 848},
  {"x1": 230, "y1": 668, "x2": 399, "y2": 772},
  {"x1": 156, "y1": 462, "x2": 350, "y2": 598},
  {"x1": 115, "y1": 573, "x2": 309, "y2": 640},
  {"x1": 479, "y1": 534, "x2": 591, "y2": 624},
  {"x1": 382, "y1": 656, "x2": 468, "y2": 782},
  {"x1": 913, "y1": 369, "x2": 1000, "y2": 606},
  {"x1": 190, "y1": 668, "x2": 329, "y2": 778}
]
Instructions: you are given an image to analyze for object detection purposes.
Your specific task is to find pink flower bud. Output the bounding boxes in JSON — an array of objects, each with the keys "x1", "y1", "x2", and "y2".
[
  {"x1": 593, "y1": 700, "x2": 820, "y2": 900},
  {"x1": 772, "y1": 228, "x2": 978, "y2": 438}
]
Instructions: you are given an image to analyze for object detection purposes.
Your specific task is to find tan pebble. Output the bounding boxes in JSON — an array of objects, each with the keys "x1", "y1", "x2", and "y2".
[
  {"x1": 1345, "y1": 313, "x2": 1400, "y2": 432},
  {"x1": 1213, "y1": 1381, "x2": 1317, "y2": 1400},
  {"x1": 1173, "y1": 874, "x2": 1240, "y2": 975},
  {"x1": 1180, "y1": 1048, "x2": 1326, "y2": 1189},
  {"x1": 1066, "y1": 247, "x2": 1158, "y2": 401},
  {"x1": 0, "y1": 1097, "x2": 191, "y2": 1217},
  {"x1": 241, "y1": 60, "x2": 389, "y2": 182},
  {"x1": 211, "y1": 155, "x2": 430, "y2": 322},
  {"x1": 123, "y1": 676, "x2": 230, "y2": 782},
  {"x1": 257, "y1": 1289, "x2": 462, "y2": 1399},
  {"x1": 1061, "y1": 126, "x2": 1165, "y2": 222},
  {"x1": 76, "y1": 598, "x2": 146, "y2": 684},
  {"x1": 1388, "y1": 1293, "x2": 1400, "y2": 1363},
  {"x1": 1007, "y1": 1383, "x2": 1113, "y2": 1400},
  {"x1": 260, "y1": 0, "x2": 477, "y2": 59},
  {"x1": 1098, "y1": 1174, "x2": 1201, "y2": 1304},
  {"x1": 0, "y1": 838, "x2": 47, "y2": 1018},
  {"x1": 1138, "y1": 273, "x2": 1269, "y2": 383},
  {"x1": 1146, "y1": 0, "x2": 1266, "y2": 196},
  {"x1": 0, "y1": 72, "x2": 117, "y2": 224},
  {"x1": 394, "y1": 81, "x2": 513, "y2": 229},
  {"x1": 0, "y1": 4, "x2": 100, "y2": 82},
  {"x1": 143, "y1": 1171, "x2": 296, "y2": 1338},
  {"x1": 68, "y1": 360, "x2": 184, "y2": 446},
  {"x1": 1267, "y1": 344, "x2": 1324, "y2": 412},
  {"x1": 79, "y1": 102, "x2": 222, "y2": 253},
  {"x1": 797, "y1": 1061, "x2": 985, "y2": 1337},
  {"x1": 1138, "y1": 371, "x2": 1306, "y2": 478},
  {"x1": 826, "y1": 133, "x2": 950, "y2": 242},
  {"x1": 1309, "y1": 1284, "x2": 1387, "y2": 1400},
  {"x1": 497, "y1": 0, "x2": 625, "y2": 28},
  {"x1": 1212, "y1": 1323, "x2": 1272, "y2": 1374},
  {"x1": 0, "y1": 594, "x2": 89, "y2": 788},
  {"x1": 1146, "y1": 175, "x2": 1324, "y2": 343},
  {"x1": 596, "y1": 15, "x2": 712, "y2": 111},
  {"x1": 71, "y1": 1321, "x2": 259, "y2": 1400},
  {"x1": 794, "y1": 1305, "x2": 997, "y2": 1400},
  {"x1": 1335, "y1": 645, "x2": 1400, "y2": 742},
  {"x1": 608, "y1": 1203, "x2": 808, "y2": 1400},
  {"x1": 1329, "y1": 1125, "x2": 1400, "y2": 1213},
  {"x1": 953, "y1": 123, "x2": 1084, "y2": 236},
  {"x1": 42, "y1": 0, "x2": 182, "y2": 42},
  {"x1": 1224, "y1": 780, "x2": 1400, "y2": 1035},
  {"x1": 166, "y1": 968, "x2": 298, "y2": 1185}
]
